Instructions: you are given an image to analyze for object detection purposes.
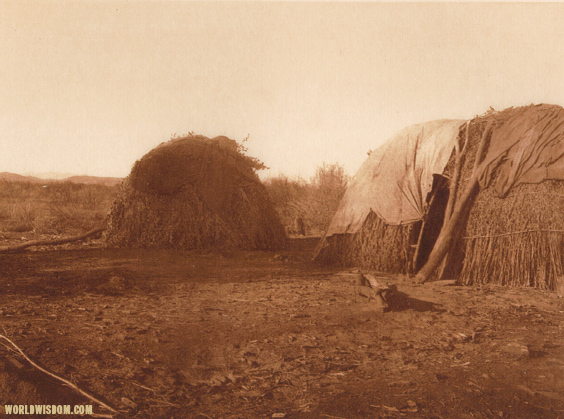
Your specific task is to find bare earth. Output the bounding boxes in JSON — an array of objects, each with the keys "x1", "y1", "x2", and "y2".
[{"x1": 1, "y1": 237, "x2": 564, "y2": 418}]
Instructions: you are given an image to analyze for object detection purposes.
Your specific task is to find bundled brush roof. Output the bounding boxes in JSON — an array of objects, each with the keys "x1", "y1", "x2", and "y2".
[
  {"x1": 316, "y1": 104, "x2": 564, "y2": 289},
  {"x1": 106, "y1": 135, "x2": 286, "y2": 250}
]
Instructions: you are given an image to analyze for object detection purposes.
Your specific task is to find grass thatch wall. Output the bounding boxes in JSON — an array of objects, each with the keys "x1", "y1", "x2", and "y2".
[
  {"x1": 459, "y1": 180, "x2": 564, "y2": 289},
  {"x1": 440, "y1": 106, "x2": 564, "y2": 289},
  {"x1": 315, "y1": 211, "x2": 413, "y2": 273},
  {"x1": 317, "y1": 105, "x2": 564, "y2": 289},
  {"x1": 106, "y1": 135, "x2": 286, "y2": 250}
]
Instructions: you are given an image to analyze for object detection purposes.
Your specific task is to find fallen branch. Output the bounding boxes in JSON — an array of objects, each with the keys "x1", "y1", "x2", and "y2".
[
  {"x1": 0, "y1": 333, "x2": 118, "y2": 415},
  {"x1": 131, "y1": 381, "x2": 156, "y2": 393},
  {"x1": 0, "y1": 227, "x2": 105, "y2": 253}
]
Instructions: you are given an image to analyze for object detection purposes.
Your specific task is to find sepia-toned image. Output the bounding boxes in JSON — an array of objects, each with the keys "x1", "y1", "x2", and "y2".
[{"x1": 2, "y1": 1, "x2": 564, "y2": 418}]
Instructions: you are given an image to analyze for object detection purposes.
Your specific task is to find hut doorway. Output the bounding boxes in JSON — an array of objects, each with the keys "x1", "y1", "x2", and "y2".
[{"x1": 410, "y1": 175, "x2": 450, "y2": 273}]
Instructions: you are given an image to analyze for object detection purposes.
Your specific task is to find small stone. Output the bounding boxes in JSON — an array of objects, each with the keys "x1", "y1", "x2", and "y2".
[
  {"x1": 388, "y1": 379, "x2": 416, "y2": 387},
  {"x1": 7, "y1": 357, "x2": 25, "y2": 370},
  {"x1": 120, "y1": 397, "x2": 138, "y2": 409},
  {"x1": 382, "y1": 405, "x2": 400, "y2": 413},
  {"x1": 502, "y1": 342, "x2": 529, "y2": 358},
  {"x1": 404, "y1": 400, "x2": 418, "y2": 412},
  {"x1": 555, "y1": 275, "x2": 564, "y2": 297}
]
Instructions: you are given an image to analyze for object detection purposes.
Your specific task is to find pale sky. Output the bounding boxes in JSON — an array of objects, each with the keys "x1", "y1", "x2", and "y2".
[{"x1": 2, "y1": 1, "x2": 564, "y2": 180}]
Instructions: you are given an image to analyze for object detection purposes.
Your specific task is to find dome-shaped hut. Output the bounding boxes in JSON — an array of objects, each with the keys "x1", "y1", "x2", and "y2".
[
  {"x1": 107, "y1": 135, "x2": 286, "y2": 250},
  {"x1": 316, "y1": 104, "x2": 564, "y2": 289}
]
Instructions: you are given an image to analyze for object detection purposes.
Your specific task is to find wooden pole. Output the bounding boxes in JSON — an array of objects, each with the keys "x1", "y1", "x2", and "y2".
[
  {"x1": 415, "y1": 122, "x2": 493, "y2": 283},
  {"x1": 443, "y1": 122, "x2": 469, "y2": 223},
  {"x1": 437, "y1": 122, "x2": 469, "y2": 279}
]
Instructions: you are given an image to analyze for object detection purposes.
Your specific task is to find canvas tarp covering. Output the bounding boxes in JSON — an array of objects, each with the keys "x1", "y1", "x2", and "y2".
[
  {"x1": 479, "y1": 104, "x2": 564, "y2": 197},
  {"x1": 326, "y1": 119, "x2": 465, "y2": 236}
]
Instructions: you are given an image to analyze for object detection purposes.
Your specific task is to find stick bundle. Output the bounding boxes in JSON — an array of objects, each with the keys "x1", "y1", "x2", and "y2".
[{"x1": 316, "y1": 211, "x2": 412, "y2": 273}]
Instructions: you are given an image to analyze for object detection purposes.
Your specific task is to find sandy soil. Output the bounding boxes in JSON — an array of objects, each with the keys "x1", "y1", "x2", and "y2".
[{"x1": 1, "y1": 237, "x2": 564, "y2": 418}]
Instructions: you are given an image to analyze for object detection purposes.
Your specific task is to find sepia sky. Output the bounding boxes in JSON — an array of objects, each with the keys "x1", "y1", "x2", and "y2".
[{"x1": 2, "y1": 1, "x2": 564, "y2": 180}]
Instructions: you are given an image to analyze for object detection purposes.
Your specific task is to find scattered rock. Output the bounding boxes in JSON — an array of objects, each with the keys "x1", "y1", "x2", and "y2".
[
  {"x1": 555, "y1": 275, "x2": 564, "y2": 297},
  {"x1": 381, "y1": 405, "x2": 400, "y2": 413},
  {"x1": 96, "y1": 276, "x2": 127, "y2": 294},
  {"x1": 208, "y1": 372, "x2": 232, "y2": 387},
  {"x1": 403, "y1": 400, "x2": 418, "y2": 412},
  {"x1": 502, "y1": 342, "x2": 529, "y2": 358},
  {"x1": 7, "y1": 357, "x2": 25, "y2": 370},
  {"x1": 388, "y1": 379, "x2": 416, "y2": 388},
  {"x1": 120, "y1": 397, "x2": 138, "y2": 409}
]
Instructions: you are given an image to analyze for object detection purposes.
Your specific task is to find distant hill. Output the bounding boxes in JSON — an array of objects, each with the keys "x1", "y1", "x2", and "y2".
[
  {"x1": 0, "y1": 172, "x2": 123, "y2": 187},
  {"x1": 26, "y1": 172, "x2": 77, "y2": 180},
  {"x1": 0, "y1": 172, "x2": 45, "y2": 183}
]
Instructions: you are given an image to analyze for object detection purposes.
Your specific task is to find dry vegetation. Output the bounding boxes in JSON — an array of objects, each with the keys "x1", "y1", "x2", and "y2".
[
  {"x1": 264, "y1": 163, "x2": 349, "y2": 236},
  {"x1": 0, "y1": 181, "x2": 118, "y2": 237},
  {"x1": 460, "y1": 180, "x2": 564, "y2": 288},
  {"x1": 106, "y1": 135, "x2": 286, "y2": 250}
]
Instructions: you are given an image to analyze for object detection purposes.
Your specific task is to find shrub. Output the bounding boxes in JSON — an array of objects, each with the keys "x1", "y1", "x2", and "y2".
[{"x1": 265, "y1": 163, "x2": 349, "y2": 236}]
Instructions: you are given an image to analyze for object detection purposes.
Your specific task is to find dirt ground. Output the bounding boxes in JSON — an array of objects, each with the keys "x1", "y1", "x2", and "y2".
[{"x1": 1, "y1": 237, "x2": 564, "y2": 418}]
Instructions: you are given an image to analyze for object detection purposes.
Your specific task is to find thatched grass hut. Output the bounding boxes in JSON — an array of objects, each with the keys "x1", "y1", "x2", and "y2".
[
  {"x1": 315, "y1": 119, "x2": 464, "y2": 274},
  {"x1": 106, "y1": 135, "x2": 286, "y2": 250},
  {"x1": 316, "y1": 104, "x2": 564, "y2": 289},
  {"x1": 449, "y1": 105, "x2": 564, "y2": 288}
]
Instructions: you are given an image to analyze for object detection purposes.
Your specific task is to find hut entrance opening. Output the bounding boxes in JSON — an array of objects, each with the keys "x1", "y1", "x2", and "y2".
[{"x1": 410, "y1": 175, "x2": 450, "y2": 273}]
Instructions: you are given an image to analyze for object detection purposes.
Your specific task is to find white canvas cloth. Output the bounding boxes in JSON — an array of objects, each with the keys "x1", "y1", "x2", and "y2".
[{"x1": 326, "y1": 119, "x2": 464, "y2": 236}]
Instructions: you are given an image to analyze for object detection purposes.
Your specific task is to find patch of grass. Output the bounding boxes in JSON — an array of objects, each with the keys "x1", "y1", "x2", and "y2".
[
  {"x1": 0, "y1": 181, "x2": 119, "y2": 235},
  {"x1": 5, "y1": 203, "x2": 37, "y2": 232},
  {"x1": 264, "y1": 162, "x2": 349, "y2": 236}
]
